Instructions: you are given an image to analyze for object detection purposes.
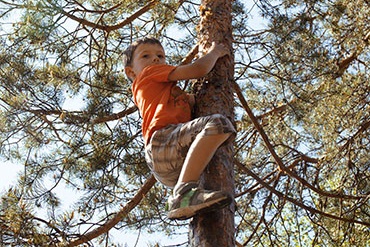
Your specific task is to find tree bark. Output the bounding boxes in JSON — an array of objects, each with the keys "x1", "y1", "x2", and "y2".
[{"x1": 189, "y1": 0, "x2": 235, "y2": 246}]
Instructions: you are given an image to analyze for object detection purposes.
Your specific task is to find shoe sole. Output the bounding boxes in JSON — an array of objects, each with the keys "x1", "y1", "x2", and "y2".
[{"x1": 167, "y1": 194, "x2": 232, "y2": 220}]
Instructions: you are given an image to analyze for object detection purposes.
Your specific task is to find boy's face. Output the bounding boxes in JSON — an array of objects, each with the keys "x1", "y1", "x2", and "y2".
[{"x1": 125, "y1": 43, "x2": 166, "y2": 81}]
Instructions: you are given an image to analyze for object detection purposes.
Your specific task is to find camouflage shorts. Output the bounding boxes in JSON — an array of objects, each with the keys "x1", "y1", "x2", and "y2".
[{"x1": 145, "y1": 114, "x2": 236, "y2": 188}]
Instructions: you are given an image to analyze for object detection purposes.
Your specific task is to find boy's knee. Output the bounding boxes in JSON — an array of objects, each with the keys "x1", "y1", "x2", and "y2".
[
  {"x1": 210, "y1": 114, "x2": 235, "y2": 132},
  {"x1": 204, "y1": 114, "x2": 236, "y2": 136}
]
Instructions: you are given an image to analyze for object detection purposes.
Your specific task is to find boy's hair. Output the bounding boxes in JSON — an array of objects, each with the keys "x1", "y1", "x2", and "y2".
[{"x1": 123, "y1": 37, "x2": 163, "y2": 67}]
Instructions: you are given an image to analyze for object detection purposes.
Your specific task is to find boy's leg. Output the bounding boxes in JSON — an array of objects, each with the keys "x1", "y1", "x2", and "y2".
[
  {"x1": 167, "y1": 132, "x2": 233, "y2": 220},
  {"x1": 145, "y1": 114, "x2": 236, "y2": 220},
  {"x1": 176, "y1": 132, "x2": 231, "y2": 187},
  {"x1": 168, "y1": 114, "x2": 236, "y2": 220},
  {"x1": 146, "y1": 114, "x2": 235, "y2": 188}
]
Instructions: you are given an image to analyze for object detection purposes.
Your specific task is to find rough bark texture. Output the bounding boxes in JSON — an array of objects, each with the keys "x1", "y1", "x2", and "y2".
[{"x1": 188, "y1": 0, "x2": 235, "y2": 246}]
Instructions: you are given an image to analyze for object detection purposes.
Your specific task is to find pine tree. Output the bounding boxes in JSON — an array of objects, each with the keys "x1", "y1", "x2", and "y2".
[{"x1": 188, "y1": 0, "x2": 235, "y2": 246}]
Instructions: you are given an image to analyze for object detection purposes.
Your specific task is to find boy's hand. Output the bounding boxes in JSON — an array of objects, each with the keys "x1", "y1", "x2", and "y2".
[
  {"x1": 168, "y1": 41, "x2": 230, "y2": 81},
  {"x1": 208, "y1": 42, "x2": 230, "y2": 58}
]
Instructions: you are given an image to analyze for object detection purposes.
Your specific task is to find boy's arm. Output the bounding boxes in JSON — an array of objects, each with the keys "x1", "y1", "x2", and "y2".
[{"x1": 168, "y1": 42, "x2": 229, "y2": 81}]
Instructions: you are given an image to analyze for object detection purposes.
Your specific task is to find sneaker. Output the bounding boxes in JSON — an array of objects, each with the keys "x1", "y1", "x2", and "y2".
[{"x1": 167, "y1": 182, "x2": 232, "y2": 220}]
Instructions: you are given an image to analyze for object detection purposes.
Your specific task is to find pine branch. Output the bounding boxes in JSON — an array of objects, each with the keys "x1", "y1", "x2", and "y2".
[
  {"x1": 27, "y1": 106, "x2": 137, "y2": 125},
  {"x1": 236, "y1": 160, "x2": 370, "y2": 229},
  {"x1": 58, "y1": 0, "x2": 159, "y2": 32},
  {"x1": 232, "y1": 81, "x2": 368, "y2": 200},
  {"x1": 335, "y1": 30, "x2": 370, "y2": 77},
  {"x1": 63, "y1": 175, "x2": 156, "y2": 247}
]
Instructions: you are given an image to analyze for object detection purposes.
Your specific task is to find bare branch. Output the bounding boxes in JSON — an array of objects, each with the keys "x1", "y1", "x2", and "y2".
[
  {"x1": 91, "y1": 106, "x2": 137, "y2": 124},
  {"x1": 180, "y1": 44, "x2": 199, "y2": 65},
  {"x1": 27, "y1": 106, "x2": 137, "y2": 125}
]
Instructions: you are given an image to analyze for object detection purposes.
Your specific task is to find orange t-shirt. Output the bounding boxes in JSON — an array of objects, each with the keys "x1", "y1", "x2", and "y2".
[{"x1": 132, "y1": 64, "x2": 192, "y2": 144}]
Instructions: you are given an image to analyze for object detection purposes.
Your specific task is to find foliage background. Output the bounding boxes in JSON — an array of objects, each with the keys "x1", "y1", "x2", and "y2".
[{"x1": 0, "y1": 0, "x2": 369, "y2": 246}]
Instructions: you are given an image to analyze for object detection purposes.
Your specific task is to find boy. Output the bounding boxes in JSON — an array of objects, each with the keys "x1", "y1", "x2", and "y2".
[{"x1": 123, "y1": 37, "x2": 236, "y2": 220}]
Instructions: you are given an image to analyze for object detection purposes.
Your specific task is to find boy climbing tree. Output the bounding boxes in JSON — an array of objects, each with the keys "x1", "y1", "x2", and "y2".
[{"x1": 123, "y1": 37, "x2": 236, "y2": 221}]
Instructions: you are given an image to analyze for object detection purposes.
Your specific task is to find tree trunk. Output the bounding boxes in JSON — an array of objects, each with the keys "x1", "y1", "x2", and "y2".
[{"x1": 189, "y1": 0, "x2": 235, "y2": 246}]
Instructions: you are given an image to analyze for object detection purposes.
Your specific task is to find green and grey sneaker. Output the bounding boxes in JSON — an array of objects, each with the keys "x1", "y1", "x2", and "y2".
[{"x1": 167, "y1": 182, "x2": 232, "y2": 220}]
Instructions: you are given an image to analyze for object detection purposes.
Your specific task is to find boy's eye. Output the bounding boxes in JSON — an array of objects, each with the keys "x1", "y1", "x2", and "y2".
[{"x1": 158, "y1": 54, "x2": 164, "y2": 58}]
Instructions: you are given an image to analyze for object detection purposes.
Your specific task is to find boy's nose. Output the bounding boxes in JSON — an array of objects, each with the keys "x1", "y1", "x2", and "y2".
[{"x1": 153, "y1": 56, "x2": 159, "y2": 62}]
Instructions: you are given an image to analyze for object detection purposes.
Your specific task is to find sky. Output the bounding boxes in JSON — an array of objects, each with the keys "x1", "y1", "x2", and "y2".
[{"x1": 1, "y1": 160, "x2": 23, "y2": 190}]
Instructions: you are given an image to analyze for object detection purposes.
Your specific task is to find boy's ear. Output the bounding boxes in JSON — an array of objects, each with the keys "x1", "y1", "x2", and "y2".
[{"x1": 125, "y1": 67, "x2": 136, "y2": 81}]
